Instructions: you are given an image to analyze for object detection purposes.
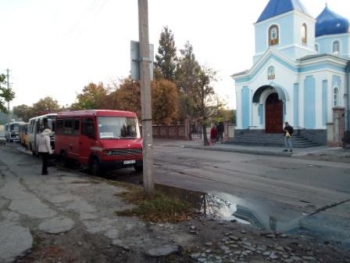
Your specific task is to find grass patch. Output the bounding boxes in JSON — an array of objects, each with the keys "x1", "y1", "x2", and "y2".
[
  {"x1": 31, "y1": 231, "x2": 44, "y2": 251},
  {"x1": 116, "y1": 188, "x2": 194, "y2": 223},
  {"x1": 108, "y1": 180, "x2": 140, "y2": 191}
]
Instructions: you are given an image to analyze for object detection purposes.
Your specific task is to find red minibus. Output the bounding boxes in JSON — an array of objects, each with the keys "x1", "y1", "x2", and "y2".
[{"x1": 54, "y1": 109, "x2": 143, "y2": 175}]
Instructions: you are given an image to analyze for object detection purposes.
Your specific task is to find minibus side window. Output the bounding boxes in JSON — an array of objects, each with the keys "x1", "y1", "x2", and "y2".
[
  {"x1": 56, "y1": 120, "x2": 64, "y2": 134},
  {"x1": 73, "y1": 119, "x2": 80, "y2": 136},
  {"x1": 81, "y1": 118, "x2": 95, "y2": 139},
  {"x1": 64, "y1": 119, "x2": 73, "y2": 135},
  {"x1": 36, "y1": 120, "x2": 40, "y2": 133},
  {"x1": 51, "y1": 120, "x2": 55, "y2": 132}
]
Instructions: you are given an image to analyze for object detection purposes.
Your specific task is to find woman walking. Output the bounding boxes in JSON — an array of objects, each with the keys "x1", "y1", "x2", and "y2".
[{"x1": 37, "y1": 126, "x2": 52, "y2": 175}]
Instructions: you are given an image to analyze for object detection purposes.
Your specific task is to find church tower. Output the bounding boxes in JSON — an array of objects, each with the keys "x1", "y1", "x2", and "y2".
[{"x1": 253, "y1": 0, "x2": 317, "y2": 63}]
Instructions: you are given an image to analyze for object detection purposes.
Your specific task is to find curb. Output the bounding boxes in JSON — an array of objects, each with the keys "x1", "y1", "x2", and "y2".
[{"x1": 183, "y1": 145, "x2": 293, "y2": 157}]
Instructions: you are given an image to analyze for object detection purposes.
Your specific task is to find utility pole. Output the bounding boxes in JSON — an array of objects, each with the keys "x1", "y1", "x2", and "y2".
[
  {"x1": 6, "y1": 69, "x2": 10, "y2": 113},
  {"x1": 6, "y1": 69, "x2": 10, "y2": 122},
  {"x1": 138, "y1": 0, "x2": 154, "y2": 194}
]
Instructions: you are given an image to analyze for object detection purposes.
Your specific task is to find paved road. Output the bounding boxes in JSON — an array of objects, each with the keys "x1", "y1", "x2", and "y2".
[{"x1": 151, "y1": 139, "x2": 350, "y2": 244}]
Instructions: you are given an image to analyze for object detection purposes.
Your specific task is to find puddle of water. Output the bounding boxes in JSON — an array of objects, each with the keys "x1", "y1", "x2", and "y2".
[
  {"x1": 155, "y1": 184, "x2": 274, "y2": 227},
  {"x1": 155, "y1": 184, "x2": 350, "y2": 244}
]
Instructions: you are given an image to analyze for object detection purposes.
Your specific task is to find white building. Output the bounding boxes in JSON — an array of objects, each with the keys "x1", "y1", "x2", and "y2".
[{"x1": 232, "y1": 0, "x2": 350, "y2": 146}]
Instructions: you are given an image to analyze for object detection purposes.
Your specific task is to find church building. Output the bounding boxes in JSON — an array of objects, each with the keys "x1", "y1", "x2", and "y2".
[{"x1": 232, "y1": 0, "x2": 350, "y2": 146}]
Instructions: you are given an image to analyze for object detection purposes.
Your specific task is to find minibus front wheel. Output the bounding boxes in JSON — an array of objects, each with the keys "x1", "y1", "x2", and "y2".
[
  {"x1": 30, "y1": 143, "x2": 37, "y2": 156},
  {"x1": 59, "y1": 151, "x2": 70, "y2": 167},
  {"x1": 134, "y1": 165, "x2": 143, "y2": 173},
  {"x1": 89, "y1": 157, "x2": 105, "y2": 176}
]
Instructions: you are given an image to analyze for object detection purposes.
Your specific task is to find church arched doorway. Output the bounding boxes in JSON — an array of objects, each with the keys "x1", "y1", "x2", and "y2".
[{"x1": 265, "y1": 93, "x2": 283, "y2": 133}]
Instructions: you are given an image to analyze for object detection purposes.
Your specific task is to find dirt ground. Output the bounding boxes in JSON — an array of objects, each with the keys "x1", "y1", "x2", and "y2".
[{"x1": 14, "y1": 214, "x2": 350, "y2": 263}]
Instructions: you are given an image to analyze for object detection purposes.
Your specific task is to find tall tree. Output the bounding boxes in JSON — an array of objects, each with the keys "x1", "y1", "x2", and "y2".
[
  {"x1": 113, "y1": 78, "x2": 141, "y2": 119},
  {"x1": 175, "y1": 41, "x2": 202, "y2": 122},
  {"x1": 176, "y1": 42, "x2": 217, "y2": 145},
  {"x1": 0, "y1": 74, "x2": 15, "y2": 113},
  {"x1": 104, "y1": 82, "x2": 120, "y2": 110},
  {"x1": 72, "y1": 82, "x2": 109, "y2": 110},
  {"x1": 151, "y1": 79, "x2": 179, "y2": 125},
  {"x1": 32, "y1": 97, "x2": 60, "y2": 116},
  {"x1": 12, "y1": 104, "x2": 34, "y2": 122},
  {"x1": 195, "y1": 66, "x2": 217, "y2": 145},
  {"x1": 155, "y1": 27, "x2": 177, "y2": 81}
]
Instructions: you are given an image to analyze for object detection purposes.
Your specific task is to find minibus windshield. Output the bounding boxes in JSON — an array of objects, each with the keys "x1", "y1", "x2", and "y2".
[
  {"x1": 10, "y1": 123, "x2": 20, "y2": 131},
  {"x1": 97, "y1": 116, "x2": 140, "y2": 139}
]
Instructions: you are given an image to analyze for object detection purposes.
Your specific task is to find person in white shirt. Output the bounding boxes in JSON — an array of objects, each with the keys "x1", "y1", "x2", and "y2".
[{"x1": 37, "y1": 124, "x2": 52, "y2": 175}]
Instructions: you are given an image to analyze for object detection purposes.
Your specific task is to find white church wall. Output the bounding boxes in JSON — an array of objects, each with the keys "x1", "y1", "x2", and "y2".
[
  {"x1": 254, "y1": 23, "x2": 268, "y2": 59},
  {"x1": 293, "y1": 13, "x2": 316, "y2": 48},
  {"x1": 297, "y1": 70, "x2": 346, "y2": 129},
  {"x1": 235, "y1": 85, "x2": 242, "y2": 129}
]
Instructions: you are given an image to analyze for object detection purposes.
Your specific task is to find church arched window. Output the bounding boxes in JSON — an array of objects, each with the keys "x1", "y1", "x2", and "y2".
[
  {"x1": 301, "y1": 23, "x2": 307, "y2": 44},
  {"x1": 269, "y1": 25, "x2": 279, "y2": 46},
  {"x1": 333, "y1": 87, "x2": 339, "y2": 107},
  {"x1": 268, "y1": 66, "x2": 275, "y2": 80},
  {"x1": 332, "y1": 40, "x2": 340, "y2": 55}
]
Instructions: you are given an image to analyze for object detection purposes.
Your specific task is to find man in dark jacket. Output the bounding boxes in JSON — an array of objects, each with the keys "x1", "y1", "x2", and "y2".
[
  {"x1": 283, "y1": 122, "x2": 294, "y2": 152},
  {"x1": 217, "y1": 121, "x2": 224, "y2": 143}
]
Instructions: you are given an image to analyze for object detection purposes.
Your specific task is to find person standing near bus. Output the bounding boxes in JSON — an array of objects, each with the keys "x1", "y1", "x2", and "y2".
[{"x1": 37, "y1": 126, "x2": 52, "y2": 175}]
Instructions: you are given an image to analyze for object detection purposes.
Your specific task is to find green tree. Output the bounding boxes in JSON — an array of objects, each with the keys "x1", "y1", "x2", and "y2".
[
  {"x1": 12, "y1": 104, "x2": 34, "y2": 122},
  {"x1": 193, "y1": 67, "x2": 216, "y2": 145},
  {"x1": 176, "y1": 42, "x2": 218, "y2": 145},
  {"x1": 32, "y1": 97, "x2": 60, "y2": 116},
  {"x1": 154, "y1": 27, "x2": 177, "y2": 81},
  {"x1": 113, "y1": 78, "x2": 141, "y2": 118},
  {"x1": 72, "y1": 82, "x2": 108, "y2": 110},
  {"x1": 104, "y1": 82, "x2": 120, "y2": 110},
  {"x1": 0, "y1": 74, "x2": 15, "y2": 113},
  {"x1": 216, "y1": 108, "x2": 235, "y2": 123},
  {"x1": 152, "y1": 79, "x2": 179, "y2": 125},
  {"x1": 175, "y1": 42, "x2": 202, "y2": 122}
]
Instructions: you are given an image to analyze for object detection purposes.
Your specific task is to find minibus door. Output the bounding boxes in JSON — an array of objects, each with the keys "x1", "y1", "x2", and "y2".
[{"x1": 79, "y1": 118, "x2": 95, "y2": 165}]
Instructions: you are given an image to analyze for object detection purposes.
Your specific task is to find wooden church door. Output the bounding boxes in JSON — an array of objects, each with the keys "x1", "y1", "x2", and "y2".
[{"x1": 265, "y1": 93, "x2": 283, "y2": 133}]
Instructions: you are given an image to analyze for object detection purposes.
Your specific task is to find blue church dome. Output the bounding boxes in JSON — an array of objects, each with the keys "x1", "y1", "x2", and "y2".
[
  {"x1": 257, "y1": 0, "x2": 310, "y2": 23},
  {"x1": 316, "y1": 5, "x2": 350, "y2": 37}
]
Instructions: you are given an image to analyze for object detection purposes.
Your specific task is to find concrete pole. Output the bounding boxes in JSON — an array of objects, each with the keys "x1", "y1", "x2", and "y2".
[
  {"x1": 6, "y1": 69, "x2": 10, "y2": 122},
  {"x1": 138, "y1": 0, "x2": 154, "y2": 194}
]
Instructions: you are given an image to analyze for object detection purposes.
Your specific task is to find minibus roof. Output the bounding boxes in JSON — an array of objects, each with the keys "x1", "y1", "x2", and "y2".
[
  {"x1": 28, "y1": 113, "x2": 57, "y2": 121},
  {"x1": 57, "y1": 109, "x2": 137, "y2": 118}
]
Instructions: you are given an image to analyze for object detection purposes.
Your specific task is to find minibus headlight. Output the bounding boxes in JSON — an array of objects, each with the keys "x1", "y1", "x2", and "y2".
[{"x1": 103, "y1": 150, "x2": 113, "y2": 156}]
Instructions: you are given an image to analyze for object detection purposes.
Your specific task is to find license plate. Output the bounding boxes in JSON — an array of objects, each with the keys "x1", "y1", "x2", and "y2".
[{"x1": 124, "y1": 160, "x2": 136, "y2": 165}]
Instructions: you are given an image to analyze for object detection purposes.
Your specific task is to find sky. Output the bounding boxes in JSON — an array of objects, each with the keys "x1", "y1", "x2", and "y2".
[{"x1": 1, "y1": 0, "x2": 349, "y2": 110}]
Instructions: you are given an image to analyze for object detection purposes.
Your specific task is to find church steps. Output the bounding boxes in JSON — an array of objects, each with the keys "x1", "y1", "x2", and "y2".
[{"x1": 226, "y1": 131, "x2": 321, "y2": 148}]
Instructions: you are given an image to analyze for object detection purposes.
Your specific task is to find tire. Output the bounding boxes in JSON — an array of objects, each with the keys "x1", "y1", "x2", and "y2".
[
  {"x1": 30, "y1": 143, "x2": 36, "y2": 156},
  {"x1": 59, "y1": 151, "x2": 69, "y2": 167},
  {"x1": 89, "y1": 158, "x2": 105, "y2": 176},
  {"x1": 134, "y1": 165, "x2": 143, "y2": 173}
]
